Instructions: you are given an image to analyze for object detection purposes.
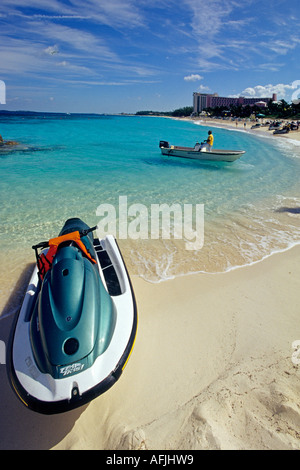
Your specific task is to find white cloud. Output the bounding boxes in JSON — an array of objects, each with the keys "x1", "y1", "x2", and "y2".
[
  {"x1": 198, "y1": 84, "x2": 210, "y2": 92},
  {"x1": 256, "y1": 62, "x2": 284, "y2": 72},
  {"x1": 0, "y1": 34, "x2": 95, "y2": 78},
  {"x1": 261, "y1": 37, "x2": 300, "y2": 56},
  {"x1": 180, "y1": 0, "x2": 300, "y2": 75},
  {"x1": 44, "y1": 45, "x2": 59, "y2": 55},
  {"x1": 239, "y1": 83, "x2": 298, "y2": 100},
  {"x1": 0, "y1": 0, "x2": 145, "y2": 29},
  {"x1": 0, "y1": 39, "x2": 48, "y2": 75},
  {"x1": 184, "y1": 74, "x2": 203, "y2": 81},
  {"x1": 0, "y1": 16, "x2": 160, "y2": 82},
  {"x1": 37, "y1": 22, "x2": 118, "y2": 60},
  {"x1": 183, "y1": 0, "x2": 237, "y2": 38}
]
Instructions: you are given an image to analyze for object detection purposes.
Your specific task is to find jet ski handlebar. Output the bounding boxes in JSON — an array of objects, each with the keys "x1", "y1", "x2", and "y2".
[
  {"x1": 79, "y1": 225, "x2": 97, "y2": 237},
  {"x1": 32, "y1": 225, "x2": 98, "y2": 250},
  {"x1": 32, "y1": 241, "x2": 49, "y2": 250}
]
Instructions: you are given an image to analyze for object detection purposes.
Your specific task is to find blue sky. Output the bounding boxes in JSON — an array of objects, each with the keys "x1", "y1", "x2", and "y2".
[{"x1": 0, "y1": 0, "x2": 300, "y2": 113}]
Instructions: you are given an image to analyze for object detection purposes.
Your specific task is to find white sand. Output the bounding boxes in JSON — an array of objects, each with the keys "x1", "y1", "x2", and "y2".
[
  {"x1": 192, "y1": 116, "x2": 300, "y2": 142},
  {"x1": 50, "y1": 246, "x2": 300, "y2": 450},
  {"x1": 1, "y1": 246, "x2": 299, "y2": 450}
]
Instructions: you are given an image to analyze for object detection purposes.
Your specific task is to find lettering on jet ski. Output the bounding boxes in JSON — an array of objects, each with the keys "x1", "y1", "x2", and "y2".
[{"x1": 60, "y1": 363, "x2": 85, "y2": 376}]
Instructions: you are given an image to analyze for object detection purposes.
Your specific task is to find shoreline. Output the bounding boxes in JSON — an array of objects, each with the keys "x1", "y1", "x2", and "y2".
[
  {"x1": 135, "y1": 240, "x2": 300, "y2": 285},
  {"x1": 171, "y1": 115, "x2": 300, "y2": 143}
]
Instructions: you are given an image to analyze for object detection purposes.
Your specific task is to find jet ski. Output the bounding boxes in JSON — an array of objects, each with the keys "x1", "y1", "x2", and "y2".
[{"x1": 7, "y1": 218, "x2": 137, "y2": 414}]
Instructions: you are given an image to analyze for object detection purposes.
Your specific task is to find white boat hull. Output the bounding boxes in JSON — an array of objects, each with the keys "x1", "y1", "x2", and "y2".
[{"x1": 160, "y1": 145, "x2": 245, "y2": 162}]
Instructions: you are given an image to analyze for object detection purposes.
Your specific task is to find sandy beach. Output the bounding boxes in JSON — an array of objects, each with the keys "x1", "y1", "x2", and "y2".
[
  {"x1": 61, "y1": 246, "x2": 300, "y2": 450},
  {"x1": 0, "y1": 116, "x2": 300, "y2": 450},
  {"x1": 190, "y1": 116, "x2": 300, "y2": 143},
  {"x1": 1, "y1": 245, "x2": 299, "y2": 450}
]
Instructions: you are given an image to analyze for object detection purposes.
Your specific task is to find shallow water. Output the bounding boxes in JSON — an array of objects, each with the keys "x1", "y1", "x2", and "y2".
[{"x1": 0, "y1": 114, "x2": 300, "y2": 310}]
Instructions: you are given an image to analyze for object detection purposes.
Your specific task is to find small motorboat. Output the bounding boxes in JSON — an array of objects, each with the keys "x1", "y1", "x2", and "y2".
[
  {"x1": 159, "y1": 141, "x2": 245, "y2": 163},
  {"x1": 7, "y1": 218, "x2": 137, "y2": 414}
]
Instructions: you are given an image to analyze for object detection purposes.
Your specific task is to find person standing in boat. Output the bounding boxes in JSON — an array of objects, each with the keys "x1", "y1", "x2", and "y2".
[{"x1": 206, "y1": 130, "x2": 214, "y2": 151}]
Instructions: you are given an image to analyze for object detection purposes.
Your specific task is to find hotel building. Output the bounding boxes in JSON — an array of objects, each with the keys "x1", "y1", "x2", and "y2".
[{"x1": 193, "y1": 92, "x2": 277, "y2": 114}]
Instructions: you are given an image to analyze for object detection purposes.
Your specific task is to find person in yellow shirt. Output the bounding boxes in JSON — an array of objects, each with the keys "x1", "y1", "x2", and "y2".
[{"x1": 206, "y1": 130, "x2": 214, "y2": 151}]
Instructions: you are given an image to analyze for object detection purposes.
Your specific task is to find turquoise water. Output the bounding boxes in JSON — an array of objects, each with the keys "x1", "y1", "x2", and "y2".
[{"x1": 1, "y1": 114, "x2": 300, "y2": 298}]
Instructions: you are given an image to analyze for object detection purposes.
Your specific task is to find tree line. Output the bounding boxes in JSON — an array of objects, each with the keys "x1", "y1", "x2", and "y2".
[
  {"x1": 136, "y1": 106, "x2": 194, "y2": 117},
  {"x1": 136, "y1": 100, "x2": 300, "y2": 119},
  {"x1": 204, "y1": 99, "x2": 300, "y2": 119}
]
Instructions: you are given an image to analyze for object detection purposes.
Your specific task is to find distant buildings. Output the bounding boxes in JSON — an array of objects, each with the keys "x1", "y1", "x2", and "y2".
[{"x1": 193, "y1": 92, "x2": 277, "y2": 114}]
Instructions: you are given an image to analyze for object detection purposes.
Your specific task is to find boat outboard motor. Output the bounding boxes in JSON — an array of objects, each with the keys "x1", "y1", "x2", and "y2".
[{"x1": 159, "y1": 140, "x2": 169, "y2": 149}]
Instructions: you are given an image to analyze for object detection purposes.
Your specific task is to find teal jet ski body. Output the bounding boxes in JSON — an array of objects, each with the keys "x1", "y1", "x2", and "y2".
[{"x1": 7, "y1": 218, "x2": 137, "y2": 414}]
